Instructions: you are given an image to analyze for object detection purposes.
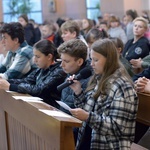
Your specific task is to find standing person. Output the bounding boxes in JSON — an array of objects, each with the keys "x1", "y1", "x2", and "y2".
[
  {"x1": 0, "y1": 39, "x2": 66, "y2": 108},
  {"x1": 122, "y1": 17, "x2": 150, "y2": 62},
  {"x1": 69, "y1": 39, "x2": 138, "y2": 149},
  {"x1": 0, "y1": 22, "x2": 34, "y2": 79},
  {"x1": 18, "y1": 14, "x2": 35, "y2": 46}
]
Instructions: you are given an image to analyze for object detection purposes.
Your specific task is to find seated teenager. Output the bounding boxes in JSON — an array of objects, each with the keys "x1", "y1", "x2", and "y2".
[
  {"x1": 69, "y1": 39, "x2": 138, "y2": 149},
  {"x1": 0, "y1": 22, "x2": 35, "y2": 79},
  {"x1": 60, "y1": 20, "x2": 88, "y2": 47},
  {"x1": 86, "y1": 28, "x2": 108, "y2": 49},
  {"x1": 0, "y1": 39, "x2": 66, "y2": 108},
  {"x1": 57, "y1": 39, "x2": 92, "y2": 145},
  {"x1": 57, "y1": 39, "x2": 92, "y2": 114}
]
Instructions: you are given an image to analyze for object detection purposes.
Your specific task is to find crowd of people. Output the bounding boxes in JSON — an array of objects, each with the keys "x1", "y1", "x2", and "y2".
[{"x1": 0, "y1": 9, "x2": 149, "y2": 149}]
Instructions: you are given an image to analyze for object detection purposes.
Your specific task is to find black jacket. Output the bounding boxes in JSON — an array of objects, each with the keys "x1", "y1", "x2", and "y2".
[
  {"x1": 24, "y1": 23, "x2": 35, "y2": 46},
  {"x1": 9, "y1": 62, "x2": 67, "y2": 107}
]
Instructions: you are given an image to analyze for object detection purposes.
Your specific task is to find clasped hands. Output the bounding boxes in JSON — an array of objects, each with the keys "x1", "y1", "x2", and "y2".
[
  {"x1": 134, "y1": 77, "x2": 150, "y2": 93},
  {"x1": 130, "y1": 58, "x2": 142, "y2": 68}
]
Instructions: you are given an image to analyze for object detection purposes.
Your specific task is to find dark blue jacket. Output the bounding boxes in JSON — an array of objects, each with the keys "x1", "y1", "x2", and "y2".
[
  {"x1": 59, "y1": 60, "x2": 92, "y2": 114},
  {"x1": 24, "y1": 23, "x2": 35, "y2": 46},
  {"x1": 123, "y1": 37, "x2": 150, "y2": 61},
  {"x1": 132, "y1": 66, "x2": 150, "y2": 81}
]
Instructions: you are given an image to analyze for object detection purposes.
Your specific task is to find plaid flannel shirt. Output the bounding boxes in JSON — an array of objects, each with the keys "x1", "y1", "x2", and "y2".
[
  {"x1": 0, "y1": 41, "x2": 33, "y2": 79},
  {"x1": 74, "y1": 68, "x2": 139, "y2": 150}
]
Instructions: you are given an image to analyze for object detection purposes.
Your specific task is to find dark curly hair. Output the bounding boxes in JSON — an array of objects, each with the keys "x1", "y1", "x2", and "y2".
[{"x1": 0, "y1": 22, "x2": 24, "y2": 44}]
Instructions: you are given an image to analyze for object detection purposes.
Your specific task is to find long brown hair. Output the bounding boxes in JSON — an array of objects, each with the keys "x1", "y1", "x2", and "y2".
[{"x1": 86, "y1": 39, "x2": 121, "y2": 99}]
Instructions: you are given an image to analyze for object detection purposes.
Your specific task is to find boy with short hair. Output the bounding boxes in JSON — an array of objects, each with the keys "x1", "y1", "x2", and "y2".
[
  {"x1": 60, "y1": 20, "x2": 89, "y2": 58},
  {"x1": 57, "y1": 38, "x2": 91, "y2": 113},
  {"x1": 60, "y1": 20, "x2": 80, "y2": 42},
  {"x1": 0, "y1": 22, "x2": 35, "y2": 79},
  {"x1": 57, "y1": 38, "x2": 92, "y2": 145}
]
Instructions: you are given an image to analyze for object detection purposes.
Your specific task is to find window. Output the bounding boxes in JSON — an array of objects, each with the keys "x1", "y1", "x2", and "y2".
[
  {"x1": 2, "y1": 0, "x2": 42, "y2": 24},
  {"x1": 86, "y1": 0, "x2": 101, "y2": 21}
]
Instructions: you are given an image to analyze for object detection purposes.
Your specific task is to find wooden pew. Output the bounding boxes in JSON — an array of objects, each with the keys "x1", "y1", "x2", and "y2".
[
  {"x1": 0, "y1": 90, "x2": 149, "y2": 150},
  {"x1": 0, "y1": 90, "x2": 82, "y2": 150},
  {"x1": 137, "y1": 92, "x2": 150, "y2": 126}
]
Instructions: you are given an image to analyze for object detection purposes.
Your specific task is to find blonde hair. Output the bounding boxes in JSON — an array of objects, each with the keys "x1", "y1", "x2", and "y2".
[
  {"x1": 133, "y1": 17, "x2": 149, "y2": 30},
  {"x1": 60, "y1": 20, "x2": 80, "y2": 37}
]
